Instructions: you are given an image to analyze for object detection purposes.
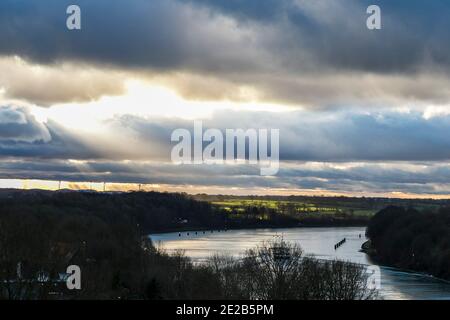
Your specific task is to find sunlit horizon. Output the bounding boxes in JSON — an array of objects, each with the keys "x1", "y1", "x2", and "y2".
[{"x1": 2, "y1": 178, "x2": 450, "y2": 200}]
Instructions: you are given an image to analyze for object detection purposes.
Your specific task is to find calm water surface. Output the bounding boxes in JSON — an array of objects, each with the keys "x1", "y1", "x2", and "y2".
[{"x1": 150, "y1": 227, "x2": 450, "y2": 300}]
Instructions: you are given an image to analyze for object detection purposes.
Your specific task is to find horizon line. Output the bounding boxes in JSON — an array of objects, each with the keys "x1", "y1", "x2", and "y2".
[{"x1": 1, "y1": 178, "x2": 450, "y2": 201}]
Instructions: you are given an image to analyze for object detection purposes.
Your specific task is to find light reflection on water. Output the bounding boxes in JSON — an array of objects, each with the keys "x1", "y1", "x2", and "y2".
[{"x1": 150, "y1": 227, "x2": 450, "y2": 300}]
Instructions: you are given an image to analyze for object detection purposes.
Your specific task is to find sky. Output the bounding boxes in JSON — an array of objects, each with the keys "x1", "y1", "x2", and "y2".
[{"x1": 2, "y1": 0, "x2": 450, "y2": 197}]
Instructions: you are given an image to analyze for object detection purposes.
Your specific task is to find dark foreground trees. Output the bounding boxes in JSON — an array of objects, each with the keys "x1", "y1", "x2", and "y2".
[
  {"x1": 139, "y1": 239, "x2": 376, "y2": 300},
  {"x1": 201, "y1": 239, "x2": 376, "y2": 300},
  {"x1": 0, "y1": 190, "x2": 377, "y2": 300}
]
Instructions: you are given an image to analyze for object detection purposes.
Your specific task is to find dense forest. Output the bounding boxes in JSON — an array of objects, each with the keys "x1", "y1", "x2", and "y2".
[
  {"x1": 0, "y1": 190, "x2": 375, "y2": 299},
  {"x1": 0, "y1": 190, "x2": 372, "y2": 235},
  {"x1": 366, "y1": 206, "x2": 450, "y2": 280},
  {"x1": 0, "y1": 190, "x2": 225, "y2": 234}
]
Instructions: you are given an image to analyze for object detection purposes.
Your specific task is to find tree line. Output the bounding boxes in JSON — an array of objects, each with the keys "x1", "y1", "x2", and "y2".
[{"x1": 366, "y1": 206, "x2": 450, "y2": 280}]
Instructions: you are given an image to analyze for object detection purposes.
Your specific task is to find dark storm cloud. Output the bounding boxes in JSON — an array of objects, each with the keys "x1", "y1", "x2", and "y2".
[
  {"x1": 183, "y1": 0, "x2": 450, "y2": 73},
  {"x1": 2, "y1": 0, "x2": 450, "y2": 74},
  {"x1": 0, "y1": 0, "x2": 258, "y2": 72},
  {"x1": 2, "y1": 0, "x2": 450, "y2": 107}
]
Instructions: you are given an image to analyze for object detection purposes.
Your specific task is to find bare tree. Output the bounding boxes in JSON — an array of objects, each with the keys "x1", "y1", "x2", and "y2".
[{"x1": 208, "y1": 238, "x2": 379, "y2": 300}]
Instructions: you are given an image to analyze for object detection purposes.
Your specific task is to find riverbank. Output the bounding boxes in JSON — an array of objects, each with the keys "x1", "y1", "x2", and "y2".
[
  {"x1": 360, "y1": 240, "x2": 376, "y2": 255},
  {"x1": 150, "y1": 226, "x2": 450, "y2": 300},
  {"x1": 148, "y1": 220, "x2": 369, "y2": 235},
  {"x1": 361, "y1": 240, "x2": 450, "y2": 285},
  {"x1": 366, "y1": 206, "x2": 450, "y2": 281},
  {"x1": 362, "y1": 241, "x2": 450, "y2": 287}
]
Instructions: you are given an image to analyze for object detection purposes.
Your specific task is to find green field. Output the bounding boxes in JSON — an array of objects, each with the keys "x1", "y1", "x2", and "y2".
[
  {"x1": 211, "y1": 199, "x2": 377, "y2": 217},
  {"x1": 190, "y1": 194, "x2": 445, "y2": 227}
]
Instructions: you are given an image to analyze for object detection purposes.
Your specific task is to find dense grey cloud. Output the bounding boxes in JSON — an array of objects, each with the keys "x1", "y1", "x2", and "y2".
[
  {"x1": 184, "y1": 0, "x2": 450, "y2": 73},
  {"x1": 0, "y1": 106, "x2": 50, "y2": 142},
  {"x1": 0, "y1": 0, "x2": 260, "y2": 71},
  {"x1": 2, "y1": 0, "x2": 450, "y2": 106},
  {"x1": 165, "y1": 110, "x2": 450, "y2": 162},
  {"x1": 0, "y1": 57, "x2": 126, "y2": 106},
  {"x1": 2, "y1": 0, "x2": 449, "y2": 72},
  {"x1": 3, "y1": 106, "x2": 450, "y2": 162},
  {"x1": 2, "y1": 158, "x2": 450, "y2": 196}
]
